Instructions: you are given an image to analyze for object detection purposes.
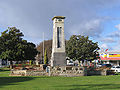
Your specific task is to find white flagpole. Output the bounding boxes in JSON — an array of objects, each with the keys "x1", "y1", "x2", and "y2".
[{"x1": 43, "y1": 32, "x2": 44, "y2": 64}]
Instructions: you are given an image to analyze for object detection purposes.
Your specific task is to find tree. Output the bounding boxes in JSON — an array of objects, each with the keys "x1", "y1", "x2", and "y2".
[
  {"x1": 36, "y1": 40, "x2": 52, "y2": 64},
  {"x1": 24, "y1": 42, "x2": 38, "y2": 60},
  {"x1": 66, "y1": 35, "x2": 100, "y2": 63},
  {"x1": 0, "y1": 27, "x2": 37, "y2": 68},
  {"x1": 36, "y1": 40, "x2": 67, "y2": 63},
  {"x1": 44, "y1": 49, "x2": 48, "y2": 64}
]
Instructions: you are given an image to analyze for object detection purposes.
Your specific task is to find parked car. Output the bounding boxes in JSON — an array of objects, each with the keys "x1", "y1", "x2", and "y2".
[
  {"x1": 96, "y1": 64, "x2": 102, "y2": 67},
  {"x1": 67, "y1": 60, "x2": 74, "y2": 66},
  {"x1": 102, "y1": 64, "x2": 112, "y2": 68},
  {"x1": 111, "y1": 66, "x2": 120, "y2": 73}
]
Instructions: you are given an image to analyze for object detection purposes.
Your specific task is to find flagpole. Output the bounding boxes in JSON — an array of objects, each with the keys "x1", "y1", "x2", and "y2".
[{"x1": 43, "y1": 32, "x2": 44, "y2": 64}]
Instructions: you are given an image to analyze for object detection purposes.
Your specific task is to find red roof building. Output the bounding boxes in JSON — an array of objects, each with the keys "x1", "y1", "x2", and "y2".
[{"x1": 99, "y1": 51, "x2": 120, "y2": 66}]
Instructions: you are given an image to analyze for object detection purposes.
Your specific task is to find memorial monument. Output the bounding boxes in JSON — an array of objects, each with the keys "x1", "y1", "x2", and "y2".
[
  {"x1": 10, "y1": 16, "x2": 88, "y2": 77},
  {"x1": 50, "y1": 16, "x2": 66, "y2": 67}
]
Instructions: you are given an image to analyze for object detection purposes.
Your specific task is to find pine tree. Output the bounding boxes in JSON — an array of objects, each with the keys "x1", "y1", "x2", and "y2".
[{"x1": 44, "y1": 49, "x2": 48, "y2": 65}]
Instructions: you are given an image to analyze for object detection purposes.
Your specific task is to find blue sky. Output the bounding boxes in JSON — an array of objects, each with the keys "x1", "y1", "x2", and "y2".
[{"x1": 0, "y1": 0, "x2": 120, "y2": 51}]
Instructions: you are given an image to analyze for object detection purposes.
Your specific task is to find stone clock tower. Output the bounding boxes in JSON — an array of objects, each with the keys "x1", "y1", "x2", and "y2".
[{"x1": 50, "y1": 16, "x2": 66, "y2": 67}]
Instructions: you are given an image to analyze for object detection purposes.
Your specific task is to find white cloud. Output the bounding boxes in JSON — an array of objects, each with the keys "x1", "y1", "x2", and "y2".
[
  {"x1": 69, "y1": 19, "x2": 103, "y2": 37},
  {"x1": 107, "y1": 24, "x2": 120, "y2": 38},
  {"x1": 108, "y1": 31, "x2": 120, "y2": 37},
  {"x1": 100, "y1": 43, "x2": 108, "y2": 49},
  {"x1": 0, "y1": 0, "x2": 120, "y2": 44},
  {"x1": 100, "y1": 37, "x2": 116, "y2": 43},
  {"x1": 115, "y1": 24, "x2": 120, "y2": 31}
]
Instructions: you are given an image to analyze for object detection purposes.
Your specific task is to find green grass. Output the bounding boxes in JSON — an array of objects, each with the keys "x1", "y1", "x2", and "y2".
[{"x1": 0, "y1": 69, "x2": 120, "y2": 90}]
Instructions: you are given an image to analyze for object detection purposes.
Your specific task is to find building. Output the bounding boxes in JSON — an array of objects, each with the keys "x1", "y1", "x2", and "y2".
[
  {"x1": 0, "y1": 59, "x2": 10, "y2": 67},
  {"x1": 99, "y1": 51, "x2": 120, "y2": 66}
]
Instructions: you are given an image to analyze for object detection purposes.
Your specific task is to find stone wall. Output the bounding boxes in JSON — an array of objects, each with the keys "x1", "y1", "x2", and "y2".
[
  {"x1": 10, "y1": 70, "x2": 27, "y2": 76},
  {"x1": 10, "y1": 66, "x2": 114, "y2": 76},
  {"x1": 49, "y1": 66, "x2": 87, "y2": 77},
  {"x1": 10, "y1": 66, "x2": 87, "y2": 77},
  {"x1": 87, "y1": 69, "x2": 114, "y2": 76},
  {"x1": 10, "y1": 70, "x2": 48, "y2": 76}
]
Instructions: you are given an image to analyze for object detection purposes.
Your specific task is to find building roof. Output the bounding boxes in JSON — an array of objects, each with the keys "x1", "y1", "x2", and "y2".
[
  {"x1": 99, "y1": 50, "x2": 120, "y2": 61},
  {"x1": 99, "y1": 50, "x2": 120, "y2": 54},
  {"x1": 100, "y1": 56, "x2": 120, "y2": 61},
  {"x1": 52, "y1": 16, "x2": 65, "y2": 20}
]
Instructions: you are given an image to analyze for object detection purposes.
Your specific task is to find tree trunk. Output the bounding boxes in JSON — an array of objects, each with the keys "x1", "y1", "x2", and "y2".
[{"x1": 10, "y1": 61, "x2": 13, "y2": 69}]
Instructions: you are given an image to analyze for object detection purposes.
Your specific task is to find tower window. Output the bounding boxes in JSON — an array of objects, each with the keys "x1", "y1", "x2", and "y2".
[
  {"x1": 58, "y1": 19, "x2": 62, "y2": 21},
  {"x1": 57, "y1": 27, "x2": 62, "y2": 48}
]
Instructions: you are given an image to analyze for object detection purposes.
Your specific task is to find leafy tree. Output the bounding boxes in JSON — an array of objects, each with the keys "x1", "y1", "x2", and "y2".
[
  {"x1": 24, "y1": 42, "x2": 38, "y2": 60},
  {"x1": 66, "y1": 35, "x2": 100, "y2": 62},
  {"x1": 44, "y1": 49, "x2": 48, "y2": 64},
  {"x1": 0, "y1": 27, "x2": 37, "y2": 68}
]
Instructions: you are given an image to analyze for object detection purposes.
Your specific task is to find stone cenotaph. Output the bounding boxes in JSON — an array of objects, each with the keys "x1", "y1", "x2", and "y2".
[{"x1": 50, "y1": 16, "x2": 66, "y2": 67}]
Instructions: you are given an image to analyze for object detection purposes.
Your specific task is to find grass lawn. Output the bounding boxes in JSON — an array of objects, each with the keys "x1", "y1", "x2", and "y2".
[{"x1": 0, "y1": 70, "x2": 120, "y2": 90}]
